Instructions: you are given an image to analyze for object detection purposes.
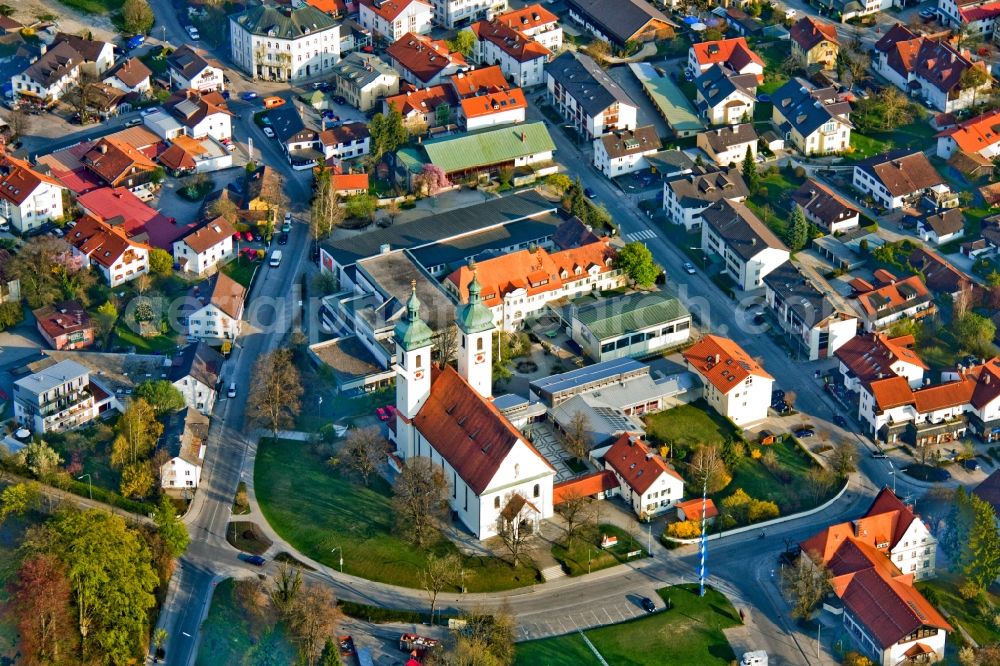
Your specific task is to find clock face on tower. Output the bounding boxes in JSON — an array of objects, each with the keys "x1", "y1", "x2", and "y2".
[{"x1": 475, "y1": 353, "x2": 485, "y2": 364}]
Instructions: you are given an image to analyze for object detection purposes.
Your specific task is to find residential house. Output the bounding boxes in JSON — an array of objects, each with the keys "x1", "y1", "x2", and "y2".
[
  {"x1": 80, "y1": 137, "x2": 158, "y2": 190},
  {"x1": 319, "y1": 122, "x2": 371, "y2": 167},
  {"x1": 571, "y1": 292, "x2": 692, "y2": 362},
  {"x1": 801, "y1": 489, "x2": 949, "y2": 666},
  {"x1": 391, "y1": 282, "x2": 556, "y2": 539},
  {"x1": 937, "y1": 107, "x2": 1000, "y2": 164},
  {"x1": 836, "y1": 332, "x2": 928, "y2": 394},
  {"x1": 471, "y1": 16, "x2": 550, "y2": 88},
  {"x1": 683, "y1": 334, "x2": 774, "y2": 426},
  {"x1": 76, "y1": 187, "x2": 193, "y2": 251},
  {"x1": 52, "y1": 33, "x2": 115, "y2": 77},
  {"x1": 229, "y1": 0, "x2": 342, "y2": 82},
  {"x1": 791, "y1": 179, "x2": 860, "y2": 233},
  {"x1": 394, "y1": 121, "x2": 554, "y2": 183},
  {"x1": 387, "y1": 32, "x2": 467, "y2": 87},
  {"x1": 383, "y1": 85, "x2": 459, "y2": 131},
  {"x1": 696, "y1": 123, "x2": 758, "y2": 167},
  {"x1": 675, "y1": 497, "x2": 719, "y2": 524},
  {"x1": 167, "y1": 45, "x2": 225, "y2": 93},
  {"x1": 855, "y1": 274, "x2": 935, "y2": 331},
  {"x1": 491, "y1": 4, "x2": 562, "y2": 52},
  {"x1": 720, "y1": 7, "x2": 764, "y2": 37},
  {"x1": 172, "y1": 216, "x2": 236, "y2": 276},
  {"x1": 331, "y1": 52, "x2": 400, "y2": 111},
  {"x1": 546, "y1": 51, "x2": 638, "y2": 140},
  {"x1": 700, "y1": 199, "x2": 790, "y2": 291},
  {"x1": 268, "y1": 104, "x2": 322, "y2": 169},
  {"x1": 602, "y1": 433, "x2": 685, "y2": 518},
  {"x1": 103, "y1": 58, "x2": 152, "y2": 96},
  {"x1": 593, "y1": 125, "x2": 661, "y2": 177},
  {"x1": 552, "y1": 471, "x2": 620, "y2": 504},
  {"x1": 662, "y1": 166, "x2": 750, "y2": 231},
  {"x1": 164, "y1": 90, "x2": 233, "y2": 142},
  {"x1": 852, "y1": 150, "x2": 949, "y2": 210},
  {"x1": 158, "y1": 135, "x2": 233, "y2": 175},
  {"x1": 33, "y1": 302, "x2": 95, "y2": 351},
  {"x1": 687, "y1": 37, "x2": 764, "y2": 82},
  {"x1": 358, "y1": 0, "x2": 433, "y2": 42},
  {"x1": 0, "y1": 152, "x2": 66, "y2": 234},
  {"x1": 762, "y1": 261, "x2": 858, "y2": 361},
  {"x1": 429, "y1": 0, "x2": 507, "y2": 29},
  {"x1": 789, "y1": 16, "x2": 839, "y2": 70},
  {"x1": 13, "y1": 360, "x2": 99, "y2": 434},
  {"x1": 66, "y1": 216, "x2": 150, "y2": 287},
  {"x1": 565, "y1": 0, "x2": 675, "y2": 47},
  {"x1": 874, "y1": 24, "x2": 991, "y2": 113},
  {"x1": 908, "y1": 246, "x2": 974, "y2": 299},
  {"x1": 159, "y1": 408, "x2": 210, "y2": 492},
  {"x1": 443, "y1": 238, "x2": 623, "y2": 331},
  {"x1": 331, "y1": 172, "x2": 370, "y2": 195},
  {"x1": 918, "y1": 208, "x2": 965, "y2": 244},
  {"x1": 170, "y1": 343, "x2": 224, "y2": 414},
  {"x1": 772, "y1": 78, "x2": 852, "y2": 155},
  {"x1": 693, "y1": 64, "x2": 757, "y2": 126},
  {"x1": 457, "y1": 87, "x2": 527, "y2": 130},
  {"x1": 186, "y1": 271, "x2": 247, "y2": 344},
  {"x1": 11, "y1": 41, "x2": 84, "y2": 106}
]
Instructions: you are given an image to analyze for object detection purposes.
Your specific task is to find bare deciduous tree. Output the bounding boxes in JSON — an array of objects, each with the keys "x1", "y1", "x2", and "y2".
[
  {"x1": 269, "y1": 563, "x2": 302, "y2": 617},
  {"x1": 781, "y1": 555, "x2": 831, "y2": 619},
  {"x1": 556, "y1": 491, "x2": 593, "y2": 544},
  {"x1": 562, "y1": 411, "x2": 591, "y2": 463},
  {"x1": 5, "y1": 107, "x2": 29, "y2": 140},
  {"x1": 340, "y1": 426, "x2": 387, "y2": 486},
  {"x1": 289, "y1": 583, "x2": 343, "y2": 666},
  {"x1": 496, "y1": 492, "x2": 533, "y2": 565},
  {"x1": 246, "y1": 348, "x2": 303, "y2": 436},
  {"x1": 436, "y1": 324, "x2": 459, "y2": 369},
  {"x1": 422, "y1": 552, "x2": 461, "y2": 623},
  {"x1": 392, "y1": 457, "x2": 450, "y2": 547},
  {"x1": 234, "y1": 577, "x2": 269, "y2": 620},
  {"x1": 689, "y1": 445, "x2": 730, "y2": 494}
]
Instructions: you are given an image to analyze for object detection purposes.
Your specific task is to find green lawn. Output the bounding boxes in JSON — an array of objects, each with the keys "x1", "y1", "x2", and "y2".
[
  {"x1": 221, "y1": 256, "x2": 259, "y2": 289},
  {"x1": 717, "y1": 437, "x2": 833, "y2": 515},
  {"x1": 196, "y1": 578, "x2": 297, "y2": 666},
  {"x1": 644, "y1": 401, "x2": 739, "y2": 452},
  {"x1": 515, "y1": 585, "x2": 740, "y2": 666},
  {"x1": 111, "y1": 324, "x2": 182, "y2": 354},
  {"x1": 54, "y1": 0, "x2": 124, "y2": 15},
  {"x1": 551, "y1": 524, "x2": 646, "y2": 577},
  {"x1": 254, "y1": 438, "x2": 539, "y2": 591},
  {"x1": 916, "y1": 575, "x2": 1000, "y2": 647},
  {"x1": 848, "y1": 117, "x2": 937, "y2": 160},
  {"x1": 849, "y1": 133, "x2": 891, "y2": 159}
]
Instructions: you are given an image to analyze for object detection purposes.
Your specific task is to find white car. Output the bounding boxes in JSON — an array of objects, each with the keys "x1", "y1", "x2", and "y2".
[
  {"x1": 187, "y1": 25, "x2": 200, "y2": 40},
  {"x1": 140, "y1": 107, "x2": 157, "y2": 116},
  {"x1": 227, "y1": 383, "x2": 237, "y2": 398},
  {"x1": 262, "y1": 126, "x2": 275, "y2": 138}
]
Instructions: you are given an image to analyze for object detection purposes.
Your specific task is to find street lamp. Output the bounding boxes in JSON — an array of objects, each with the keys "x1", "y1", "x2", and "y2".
[
  {"x1": 330, "y1": 546, "x2": 343, "y2": 573},
  {"x1": 887, "y1": 458, "x2": 896, "y2": 494},
  {"x1": 78, "y1": 474, "x2": 92, "y2": 500}
]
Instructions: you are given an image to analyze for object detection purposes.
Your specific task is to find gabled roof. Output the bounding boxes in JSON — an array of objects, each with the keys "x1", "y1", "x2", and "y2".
[
  {"x1": 494, "y1": 4, "x2": 559, "y2": 32},
  {"x1": 106, "y1": 57, "x2": 152, "y2": 88},
  {"x1": 360, "y1": 0, "x2": 430, "y2": 21},
  {"x1": 449, "y1": 65, "x2": 511, "y2": 98},
  {"x1": 700, "y1": 198, "x2": 788, "y2": 260},
  {"x1": 204, "y1": 271, "x2": 246, "y2": 319},
  {"x1": 789, "y1": 16, "x2": 839, "y2": 51},
  {"x1": 598, "y1": 125, "x2": 661, "y2": 159},
  {"x1": 20, "y1": 40, "x2": 82, "y2": 88},
  {"x1": 921, "y1": 208, "x2": 965, "y2": 237},
  {"x1": 868, "y1": 374, "x2": 916, "y2": 410},
  {"x1": 856, "y1": 274, "x2": 931, "y2": 319},
  {"x1": 552, "y1": 470, "x2": 618, "y2": 504},
  {"x1": 545, "y1": 51, "x2": 637, "y2": 116},
  {"x1": 913, "y1": 38, "x2": 985, "y2": 95},
  {"x1": 33, "y1": 301, "x2": 92, "y2": 340},
  {"x1": 319, "y1": 121, "x2": 370, "y2": 147},
  {"x1": 166, "y1": 45, "x2": 219, "y2": 80},
  {"x1": 835, "y1": 332, "x2": 928, "y2": 384},
  {"x1": 177, "y1": 216, "x2": 236, "y2": 254},
  {"x1": 762, "y1": 261, "x2": 853, "y2": 331},
  {"x1": 387, "y1": 33, "x2": 466, "y2": 83},
  {"x1": 420, "y1": 122, "x2": 554, "y2": 174},
  {"x1": 856, "y1": 150, "x2": 944, "y2": 197},
  {"x1": 674, "y1": 497, "x2": 719, "y2": 520},
  {"x1": 333, "y1": 52, "x2": 399, "y2": 88},
  {"x1": 0, "y1": 152, "x2": 63, "y2": 206},
  {"x1": 165, "y1": 90, "x2": 233, "y2": 129},
  {"x1": 772, "y1": 77, "x2": 853, "y2": 137},
  {"x1": 694, "y1": 63, "x2": 758, "y2": 108},
  {"x1": 974, "y1": 469, "x2": 1000, "y2": 514},
  {"x1": 15, "y1": 359, "x2": 90, "y2": 395},
  {"x1": 565, "y1": 0, "x2": 675, "y2": 45},
  {"x1": 665, "y1": 165, "x2": 750, "y2": 208},
  {"x1": 471, "y1": 18, "x2": 551, "y2": 63},
  {"x1": 574, "y1": 292, "x2": 690, "y2": 341},
  {"x1": 77, "y1": 186, "x2": 191, "y2": 250},
  {"x1": 683, "y1": 334, "x2": 772, "y2": 393},
  {"x1": 908, "y1": 246, "x2": 971, "y2": 295},
  {"x1": 936, "y1": 107, "x2": 1000, "y2": 155},
  {"x1": 170, "y1": 342, "x2": 223, "y2": 389},
  {"x1": 699, "y1": 123, "x2": 757, "y2": 154},
  {"x1": 53, "y1": 32, "x2": 111, "y2": 63},
  {"x1": 604, "y1": 433, "x2": 683, "y2": 495},
  {"x1": 459, "y1": 88, "x2": 527, "y2": 119},
  {"x1": 330, "y1": 173, "x2": 370, "y2": 191},
  {"x1": 66, "y1": 215, "x2": 148, "y2": 269},
  {"x1": 791, "y1": 179, "x2": 859, "y2": 227},
  {"x1": 384, "y1": 85, "x2": 458, "y2": 117},
  {"x1": 691, "y1": 37, "x2": 764, "y2": 70},
  {"x1": 81, "y1": 136, "x2": 157, "y2": 186},
  {"x1": 413, "y1": 365, "x2": 554, "y2": 494},
  {"x1": 160, "y1": 408, "x2": 209, "y2": 466}
]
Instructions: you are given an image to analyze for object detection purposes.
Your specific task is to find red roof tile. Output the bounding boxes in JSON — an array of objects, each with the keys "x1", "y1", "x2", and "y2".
[
  {"x1": 66, "y1": 215, "x2": 148, "y2": 269},
  {"x1": 360, "y1": 0, "x2": 429, "y2": 21},
  {"x1": 471, "y1": 18, "x2": 551, "y2": 63},
  {"x1": 0, "y1": 152, "x2": 63, "y2": 206},
  {"x1": 868, "y1": 375, "x2": 915, "y2": 410},
  {"x1": 33, "y1": 301, "x2": 93, "y2": 341},
  {"x1": 459, "y1": 88, "x2": 527, "y2": 119},
  {"x1": 387, "y1": 33, "x2": 466, "y2": 84},
  {"x1": 834, "y1": 333, "x2": 928, "y2": 384},
  {"x1": 450, "y1": 65, "x2": 511, "y2": 98},
  {"x1": 855, "y1": 275, "x2": 931, "y2": 319},
  {"x1": 691, "y1": 37, "x2": 764, "y2": 75},
  {"x1": 384, "y1": 84, "x2": 458, "y2": 117},
  {"x1": 937, "y1": 107, "x2": 1000, "y2": 155},
  {"x1": 330, "y1": 173, "x2": 369, "y2": 191},
  {"x1": 789, "y1": 16, "x2": 839, "y2": 51},
  {"x1": 604, "y1": 433, "x2": 682, "y2": 495},
  {"x1": 682, "y1": 334, "x2": 772, "y2": 393},
  {"x1": 493, "y1": 4, "x2": 558, "y2": 32},
  {"x1": 552, "y1": 470, "x2": 618, "y2": 504},
  {"x1": 674, "y1": 497, "x2": 719, "y2": 521},
  {"x1": 77, "y1": 187, "x2": 195, "y2": 250}
]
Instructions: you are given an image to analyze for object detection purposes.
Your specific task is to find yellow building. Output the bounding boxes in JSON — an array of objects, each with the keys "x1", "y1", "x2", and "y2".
[{"x1": 789, "y1": 16, "x2": 839, "y2": 70}]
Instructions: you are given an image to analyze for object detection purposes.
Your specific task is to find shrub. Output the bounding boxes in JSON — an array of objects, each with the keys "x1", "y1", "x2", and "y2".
[
  {"x1": 757, "y1": 186, "x2": 768, "y2": 198},
  {"x1": 750, "y1": 448, "x2": 763, "y2": 460},
  {"x1": 793, "y1": 166, "x2": 806, "y2": 178},
  {"x1": 748, "y1": 499, "x2": 779, "y2": 522},
  {"x1": 665, "y1": 520, "x2": 702, "y2": 539},
  {"x1": 959, "y1": 580, "x2": 981, "y2": 600}
]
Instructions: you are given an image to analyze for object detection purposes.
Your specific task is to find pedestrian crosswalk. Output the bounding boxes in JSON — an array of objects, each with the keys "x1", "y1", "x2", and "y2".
[{"x1": 625, "y1": 229, "x2": 657, "y2": 242}]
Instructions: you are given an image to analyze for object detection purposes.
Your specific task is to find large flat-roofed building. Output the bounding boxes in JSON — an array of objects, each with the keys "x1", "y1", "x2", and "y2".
[
  {"x1": 14, "y1": 360, "x2": 98, "y2": 434},
  {"x1": 571, "y1": 292, "x2": 692, "y2": 362}
]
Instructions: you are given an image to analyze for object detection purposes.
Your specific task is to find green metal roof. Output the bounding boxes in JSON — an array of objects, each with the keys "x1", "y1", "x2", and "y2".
[
  {"x1": 232, "y1": 1, "x2": 338, "y2": 39},
  {"x1": 456, "y1": 274, "x2": 495, "y2": 334},
  {"x1": 421, "y1": 122, "x2": 555, "y2": 174},
  {"x1": 628, "y1": 62, "x2": 704, "y2": 135},
  {"x1": 395, "y1": 146, "x2": 427, "y2": 174},
  {"x1": 394, "y1": 286, "x2": 433, "y2": 351},
  {"x1": 574, "y1": 292, "x2": 690, "y2": 341}
]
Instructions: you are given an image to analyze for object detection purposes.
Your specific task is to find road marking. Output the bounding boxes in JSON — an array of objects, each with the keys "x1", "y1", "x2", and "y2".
[
  {"x1": 181, "y1": 632, "x2": 191, "y2": 638},
  {"x1": 625, "y1": 229, "x2": 657, "y2": 241}
]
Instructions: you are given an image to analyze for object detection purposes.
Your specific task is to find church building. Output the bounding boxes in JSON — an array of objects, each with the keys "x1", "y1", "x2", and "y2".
[{"x1": 392, "y1": 275, "x2": 555, "y2": 540}]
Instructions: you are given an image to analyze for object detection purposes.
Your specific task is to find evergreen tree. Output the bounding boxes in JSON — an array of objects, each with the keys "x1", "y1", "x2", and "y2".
[
  {"x1": 741, "y1": 146, "x2": 759, "y2": 192},
  {"x1": 963, "y1": 493, "x2": 1000, "y2": 590},
  {"x1": 787, "y1": 205, "x2": 809, "y2": 251}
]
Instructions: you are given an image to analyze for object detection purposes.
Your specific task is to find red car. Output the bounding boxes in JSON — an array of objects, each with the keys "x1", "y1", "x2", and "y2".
[{"x1": 244, "y1": 231, "x2": 254, "y2": 242}]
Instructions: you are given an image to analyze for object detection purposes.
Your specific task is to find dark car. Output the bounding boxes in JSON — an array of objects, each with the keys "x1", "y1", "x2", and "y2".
[
  {"x1": 277, "y1": 232, "x2": 288, "y2": 245},
  {"x1": 238, "y1": 553, "x2": 266, "y2": 566},
  {"x1": 793, "y1": 428, "x2": 815, "y2": 438},
  {"x1": 333, "y1": 95, "x2": 347, "y2": 105},
  {"x1": 241, "y1": 91, "x2": 259, "y2": 101},
  {"x1": 771, "y1": 389, "x2": 785, "y2": 401},
  {"x1": 640, "y1": 597, "x2": 656, "y2": 613},
  {"x1": 253, "y1": 232, "x2": 263, "y2": 242},
  {"x1": 584, "y1": 187, "x2": 596, "y2": 199},
  {"x1": 963, "y1": 459, "x2": 981, "y2": 471},
  {"x1": 871, "y1": 451, "x2": 888, "y2": 459},
  {"x1": 833, "y1": 414, "x2": 847, "y2": 427}
]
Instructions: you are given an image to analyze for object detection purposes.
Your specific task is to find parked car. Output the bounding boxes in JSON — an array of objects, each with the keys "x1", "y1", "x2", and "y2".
[
  {"x1": 333, "y1": 95, "x2": 347, "y2": 105},
  {"x1": 124, "y1": 117, "x2": 142, "y2": 127},
  {"x1": 127, "y1": 34, "x2": 145, "y2": 50},
  {"x1": 140, "y1": 107, "x2": 157, "y2": 116},
  {"x1": 793, "y1": 428, "x2": 814, "y2": 438},
  {"x1": 919, "y1": 7, "x2": 936, "y2": 19},
  {"x1": 283, "y1": 212, "x2": 292, "y2": 230},
  {"x1": 186, "y1": 25, "x2": 200, "y2": 40},
  {"x1": 237, "y1": 553, "x2": 265, "y2": 566},
  {"x1": 640, "y1": 597, "x2": 656, "y2": 613},
  {"x1": 771, "y1": 389, "x2": 785, "y2": 401},
  {"x1": 963, "y1": 458, "x2": 981, "y2": 471},
  {"x1": 241, "y1": 91, "x2": 259, "y2": 101},
  {"x1": 262, "y1": 126, "x2": 275, "y2": 138},
  {"x1": 682, "y1": 262, "x2": 696, "y2": 275},
  {"x1": 277, "y1": 232, "x2": 288, "y2": 245},
  {"x1": 584, "y1": 187, "x2": 596, "y2": 199},
  {"x1": 833, "y1": 414, "x2": 847, "y2": 427},
  {"x1": 871, "y1": 451, "x2": 888, "y2": 459},
  {"x1": 228, "y1": 383, "x2": 237, "y2": 398}
]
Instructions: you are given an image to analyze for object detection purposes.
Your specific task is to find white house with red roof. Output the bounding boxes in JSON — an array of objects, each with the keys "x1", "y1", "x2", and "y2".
[
  {"x1": 186, "y1": 272, "x2": 247, "y2": 344},
  {"x1": 172, "y1": 216, "x2": 236, "y2": 277},
  {"x1": 835, "y1": 333, "x2": 927, "y2": 394},
  {"x1": 359, "y1": 0, "x2": 433, "y2": 42},
  {"x1": 936, "y1": 107, "x2": 1000, "y2": 160},
  {"x1": 494, "y1": 4, "x2": 562, "y2": 51},
  {"x1": 801, "y1": 488, "x2": 948, "y2": 666},
  {"x1": 392, "y1": 277, "x2": 555, "y2": 540},
  {"x1": 77, "y1": 187, "x2": 194, "y2": 251},
  {"x1": 66, "y1": 216, "x2": 150, "y2": 287},
  {"x1": 0, "y1": 153, "x2": 67, "y2": 234},
  {"x1": 682, "y1": 334, "x2": 773, "y2": 426},
  {"x1": 387, "y1": 33, "x2": 467, "y2": 87},
  {"x1": 602, "y1": 433, "x2": 684, "y2": 518},
  {"x1": 471, "y1": 16, "x2": 551, "y2": 88},
  {"x1": 429, "y1": 0, "x2": 508, "y2": 29},
  {"x1": 687, "y1": 37, "x2": 764, "y2": 82}
]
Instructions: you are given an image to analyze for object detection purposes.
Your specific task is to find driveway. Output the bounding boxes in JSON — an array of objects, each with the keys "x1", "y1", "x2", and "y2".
[
  {"x1": 0, "y1": 318, "x2": 45, "y2": 412},
  {"x1": 606, "y1": 64, "x2": 671, "y2": 139}
]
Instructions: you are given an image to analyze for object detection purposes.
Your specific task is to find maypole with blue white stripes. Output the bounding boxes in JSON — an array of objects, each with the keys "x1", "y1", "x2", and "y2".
[{"x1": 698, "y1": 475, "x2": 708, "y2": 597}]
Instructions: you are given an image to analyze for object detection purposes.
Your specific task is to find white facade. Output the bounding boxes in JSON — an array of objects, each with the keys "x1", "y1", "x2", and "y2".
[
  {"x1": 919, "y1": 222, "x2": 964, "y2": 245},
  {"x1": 188, "y1": 110, "x2": 232, "y2": 142},
  {"x1": 187, "y1": 303, "x2": 242, "y2": 342},
  {"x1": 359, "y1": 0, "x2": 433, "y2": 42},
  {"x1": 172, "y1": 235, "x2": 234, "y2": 277},
  {"x1": 12, "y1": 68, "x2": 77, "y2": 106},
  {"x1": 477, "y1": 38, "x2": 546, "y2": 87},
  {"x1": 606, "y1": 463, "x2": 684, "y2": 518},
  {"x1": 699, "y1": 88, "x2": 755, "y2": 126},
  {"x1": 13, "y1": 361, "x2": 97, "y2": 434},
  {"x1": 160, "y1": 454, "x2": 203, "y2": 490},
  {"x1": 321, "y1": 134, "x2": 371, "y2": 163},
  {"x1": 546, "y1": 70, "x2": 637, "y2": 140},
  {"x1": 71, "y1": 243, "x2": 149, "y2": 288},
  {"x1": 229, "y1": 19, "x2": 341, "y2": 82},
  {"x1": 172, "y1": 374, "x2": 217, "y2": 415},
  {"x1": 432, "y1": 0, "x2": 507, "y2": 28},
  {"x1": 461, "y1": 102, "x2": 526, "y2": 131},
  {"x1": 0, "y1": 179, "x2": 65, "y2": 234},
  {"x1": 104, "y1": 71, "x2": 151, "y2": 96},
  {"x1": 701, "y1": 223, "x2": 789, "y2": 291},
  {"x1": 696, "y1": 133, "x2": 757, "y2": 167},
  {"x1": 852, "y1": 166, "x2": 952, "y2": 210},
  {"x1": 700, "y1": 370, "x2": 772, "y2": 426},
  {"x1": 592, "y1": 139, "x2": 659, "y2": 178},
  {"x1": 171, "y1": 62, "x2": 224, "y2": 93}
]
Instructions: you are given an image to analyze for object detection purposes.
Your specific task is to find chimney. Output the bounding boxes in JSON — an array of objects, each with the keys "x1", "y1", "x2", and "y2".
[
  {"x1": 714, "y1": 353, "x2": 721, "y2": 364},
  {"x1": 99, "y1": 143, "x2": 108, "y2": 154},
  {"x1": 521, "y1": 131, "x2": 526, "y2": 142}
]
